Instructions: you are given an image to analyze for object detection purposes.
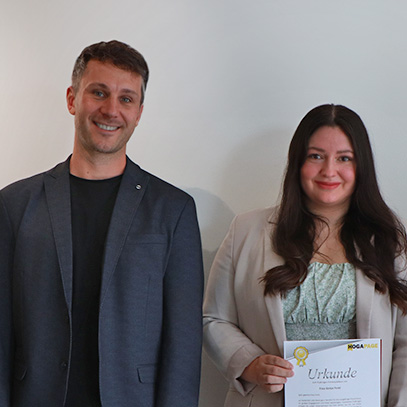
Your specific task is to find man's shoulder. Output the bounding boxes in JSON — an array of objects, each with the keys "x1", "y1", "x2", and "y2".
[
  {"x1": 125, "y1": 159, "x2": 193, "y2": 203},
  {"x1": 0, "y1": 160, "x2": 67, "y2": 200}
]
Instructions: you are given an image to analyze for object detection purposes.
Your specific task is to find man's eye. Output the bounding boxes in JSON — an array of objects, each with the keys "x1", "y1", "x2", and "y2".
[
  {"x1": 121, "y1": 97, "x2": 132, "y2": 103},
  {"x1": 94, "y1": 91, "x2": 105, "y2": 97}
]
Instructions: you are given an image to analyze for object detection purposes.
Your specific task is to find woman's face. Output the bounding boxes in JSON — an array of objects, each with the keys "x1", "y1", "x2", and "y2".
[{"x1": 300, "y1": 126, "x2": 356, "y2": 215}]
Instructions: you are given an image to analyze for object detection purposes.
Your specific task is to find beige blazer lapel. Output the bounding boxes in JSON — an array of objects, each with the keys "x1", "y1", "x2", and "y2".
[
  {"x1": 355, "y1": 268, "x2": 375, "y2": 338},
  {"x1": 263, "y1": 217, "x2": 286, "y2": 356}
]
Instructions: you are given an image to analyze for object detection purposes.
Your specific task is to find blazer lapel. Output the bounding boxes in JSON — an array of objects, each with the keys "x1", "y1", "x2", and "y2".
[
  {"x1": 263, "y1": 216, "x2": 287, "y2": 356},
  {"x1": 44, "y1": 159, "x2": 73, "y2": 310},
  {"x1": 355, "y1": 268, "x2": 375, "y2": 338},
  {"x1": 99, "y1": 159, "x2": 150, "y2": 306}
]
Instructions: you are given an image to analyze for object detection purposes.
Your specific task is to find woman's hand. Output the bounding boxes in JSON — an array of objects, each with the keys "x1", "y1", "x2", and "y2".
[{"x1": 240, "y1": 354, "x2": 294, "y2": 393}]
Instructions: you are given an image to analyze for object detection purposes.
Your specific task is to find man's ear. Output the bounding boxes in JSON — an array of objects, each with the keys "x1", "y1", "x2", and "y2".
[{"x1": 66, "y1": 86, "x2": 76, "y2": 115}]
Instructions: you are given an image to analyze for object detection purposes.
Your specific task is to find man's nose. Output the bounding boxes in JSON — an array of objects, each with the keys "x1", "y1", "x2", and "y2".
[{"x1": 100, "y1": 97, "x2": 119, "y2": 117}]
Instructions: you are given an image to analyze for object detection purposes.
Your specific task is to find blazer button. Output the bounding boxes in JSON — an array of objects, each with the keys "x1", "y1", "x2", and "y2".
[
  {"x1": 61, "y1": 361, "x2": 68, "y2": 369},
  {"x1": 136, "y1": 184, "x2": 142, "y2": 190}
]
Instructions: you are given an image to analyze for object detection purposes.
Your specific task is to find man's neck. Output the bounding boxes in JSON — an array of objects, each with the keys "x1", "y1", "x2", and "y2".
[{"x1": 69, "y1": 150, "x2": 127, "y2": 180}]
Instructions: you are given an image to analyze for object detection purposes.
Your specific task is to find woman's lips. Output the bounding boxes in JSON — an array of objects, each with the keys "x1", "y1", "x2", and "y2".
[{"x1": 315, "y1": 181, "x2": 341, "y2": 189}]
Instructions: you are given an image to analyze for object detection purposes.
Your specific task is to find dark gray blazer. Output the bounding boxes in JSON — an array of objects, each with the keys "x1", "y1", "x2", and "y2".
[{"x1": 0, "y1": 157, "x2": 204, "y2": 407}]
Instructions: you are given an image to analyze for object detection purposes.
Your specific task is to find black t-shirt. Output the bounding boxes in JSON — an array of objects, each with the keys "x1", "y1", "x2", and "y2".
[{"x1": 65, "y1": 174, "x2": 122, "y2": 407}]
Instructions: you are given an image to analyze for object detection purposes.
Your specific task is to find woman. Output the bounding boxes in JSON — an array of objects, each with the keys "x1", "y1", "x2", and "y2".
[{"x1": 203, "y1": 104, "x2": 407, "y2": 407}]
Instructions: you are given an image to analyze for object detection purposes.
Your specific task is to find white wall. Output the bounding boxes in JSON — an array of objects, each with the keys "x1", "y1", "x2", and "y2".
[{"x1": 2, "y1": 1, "x2": 407, "y2": 405}]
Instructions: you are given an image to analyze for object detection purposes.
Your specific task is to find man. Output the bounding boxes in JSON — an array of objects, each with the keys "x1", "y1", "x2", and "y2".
[{"x1": 0, "y1": 40, "x2": 204, "y2": 407}]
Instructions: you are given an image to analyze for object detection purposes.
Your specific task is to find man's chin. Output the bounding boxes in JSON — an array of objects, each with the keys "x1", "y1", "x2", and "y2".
[{"x1": 92, "y1": 145, "x2": 124, "y2": 155}]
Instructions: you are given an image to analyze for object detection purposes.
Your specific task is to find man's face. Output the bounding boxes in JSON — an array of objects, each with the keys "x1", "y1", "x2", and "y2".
[{"x1": 67, "y1": 60, "x2": 144, "y2": 157}]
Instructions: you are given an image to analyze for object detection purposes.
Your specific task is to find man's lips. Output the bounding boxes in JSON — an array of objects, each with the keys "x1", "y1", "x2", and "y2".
[
  {"x1": 94, "y1": 122, "x2": 120, "y2": 131},
  {"x1": 315, "y1": 181, "x2": 341, "y2": 189}
]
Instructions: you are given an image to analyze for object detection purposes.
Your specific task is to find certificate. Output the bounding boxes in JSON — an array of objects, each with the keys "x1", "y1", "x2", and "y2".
[{"x1": 284, "y1": 338, "x2": 381, "y2": 407}]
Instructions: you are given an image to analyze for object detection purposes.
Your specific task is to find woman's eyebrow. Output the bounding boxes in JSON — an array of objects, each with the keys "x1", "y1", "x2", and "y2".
[{"x1": 307, "y1": 146, "x2": 354, "y2": 154}]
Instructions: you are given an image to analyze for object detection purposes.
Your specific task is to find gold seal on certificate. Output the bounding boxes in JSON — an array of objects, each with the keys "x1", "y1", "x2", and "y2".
[{"x1": 293, "y1": 346, "x2": 309, "y2": 366}]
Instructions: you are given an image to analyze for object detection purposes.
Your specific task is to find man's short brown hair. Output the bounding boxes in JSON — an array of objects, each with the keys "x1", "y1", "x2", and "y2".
[{"x1": 72, "y1": 40, "x2": 149, "y2": 104}]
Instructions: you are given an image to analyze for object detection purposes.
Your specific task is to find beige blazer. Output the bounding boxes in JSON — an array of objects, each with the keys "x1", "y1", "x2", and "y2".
[{"x1": 203, "y1": 207, "x2": 407, "y2": 407}]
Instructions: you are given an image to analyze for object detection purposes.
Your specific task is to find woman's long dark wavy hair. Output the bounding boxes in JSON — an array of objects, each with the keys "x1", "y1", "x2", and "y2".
[{"x1": 262, "y1": 104, "x2": 407, "y2": 313}]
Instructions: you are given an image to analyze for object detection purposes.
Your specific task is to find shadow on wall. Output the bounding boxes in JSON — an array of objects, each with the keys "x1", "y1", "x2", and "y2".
[
  {"x1": 217, "y1": 128, "x2": 290, "y2": 214},
  {"x1": 184, "y1": 188, "x2": 235, "y2": 407},
  {"x1": 184, "y1": 187, "x2": 236, "y2": 283},
  {"x1": 184, "y1": 129, "x2": 290, "y2": 407}
]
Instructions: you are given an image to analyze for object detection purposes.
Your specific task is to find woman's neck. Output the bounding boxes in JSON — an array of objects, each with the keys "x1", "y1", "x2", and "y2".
[
  {"x1": 311, "y1": 216, "x2": 348, "y2": 265},
  {"x1": 306, "y1": 199, "x2": 350, "y2": 228}
]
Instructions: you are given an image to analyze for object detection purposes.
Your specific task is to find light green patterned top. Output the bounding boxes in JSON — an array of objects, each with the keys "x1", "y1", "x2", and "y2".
[{"x1": 283, "y1": 262, "x2": 356, "y2": 341}]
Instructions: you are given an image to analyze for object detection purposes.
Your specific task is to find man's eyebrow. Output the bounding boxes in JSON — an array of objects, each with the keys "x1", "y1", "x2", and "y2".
[
  {"x1": 121, "y1": 88, "x2": 139, "y2": 95},
  {"x1": 87, "y1": 82, "x2": 109, "y2": 89},
  {"x1": 87, "y1": 83, "x2": 139, "y2": 95}
]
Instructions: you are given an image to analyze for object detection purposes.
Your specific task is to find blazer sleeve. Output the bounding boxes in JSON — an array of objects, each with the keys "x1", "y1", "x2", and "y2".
[
  {"x1": 0, "y1": 194, "x2": 14, "y2": 406},
  {"x1": 387, "y1": 260, "x2": 407, "y2": 406},
  {"x1": 203, "y1": 216, "x2": 265, "y2": 396},
  {"x1": 156, "y1": 197, "x2": 204, "y2": 407}
]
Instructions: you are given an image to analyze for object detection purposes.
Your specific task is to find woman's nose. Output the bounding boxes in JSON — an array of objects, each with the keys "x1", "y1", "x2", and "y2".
[{"x1": 321, "y1": 158, "x2": 336, "y2": 177}]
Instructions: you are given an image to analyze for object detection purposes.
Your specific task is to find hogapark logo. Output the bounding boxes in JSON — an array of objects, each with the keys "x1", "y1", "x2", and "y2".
[{"x1": 347, "y1": 342, "x2": 378, "y2": 351}]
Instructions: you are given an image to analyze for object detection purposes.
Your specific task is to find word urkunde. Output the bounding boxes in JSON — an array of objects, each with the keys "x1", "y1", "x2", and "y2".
[{"x1": 308, "y1": 367, "x2": 357, "y2": 380}]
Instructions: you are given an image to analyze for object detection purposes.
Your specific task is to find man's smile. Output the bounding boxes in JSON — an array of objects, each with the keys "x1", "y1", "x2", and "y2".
[{"x1": 95, "y1": 122, "x2": 120, "y2": 131}]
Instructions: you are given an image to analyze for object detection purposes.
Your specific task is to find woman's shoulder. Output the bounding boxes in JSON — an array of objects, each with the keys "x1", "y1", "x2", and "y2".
[
  {"x1": 231, "y1": 206, "x2": 278, "y2": 234},
  {"x1": 235, "y1": 205, "x2": 276, "y2": 222}
]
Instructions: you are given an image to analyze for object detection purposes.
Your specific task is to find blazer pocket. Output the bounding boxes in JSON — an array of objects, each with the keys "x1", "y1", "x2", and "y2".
[
  {"x1": 14, "y1": 360, "x2": 27, "y2": 381},
  {"x1": 127, "y1": 233, "x2": 166, "y2": 245},
  {"x1": 137, "y1": 364, "x2": 158, "y2": 384}
]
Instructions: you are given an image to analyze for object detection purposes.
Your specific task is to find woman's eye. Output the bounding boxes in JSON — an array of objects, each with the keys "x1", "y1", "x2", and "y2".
[
  {"x1": 338, "y1": 156, "x2": 353, "y2": 162},
  {"x1": 308, "y1": 153, "x2": 322, "y2": 160}
]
